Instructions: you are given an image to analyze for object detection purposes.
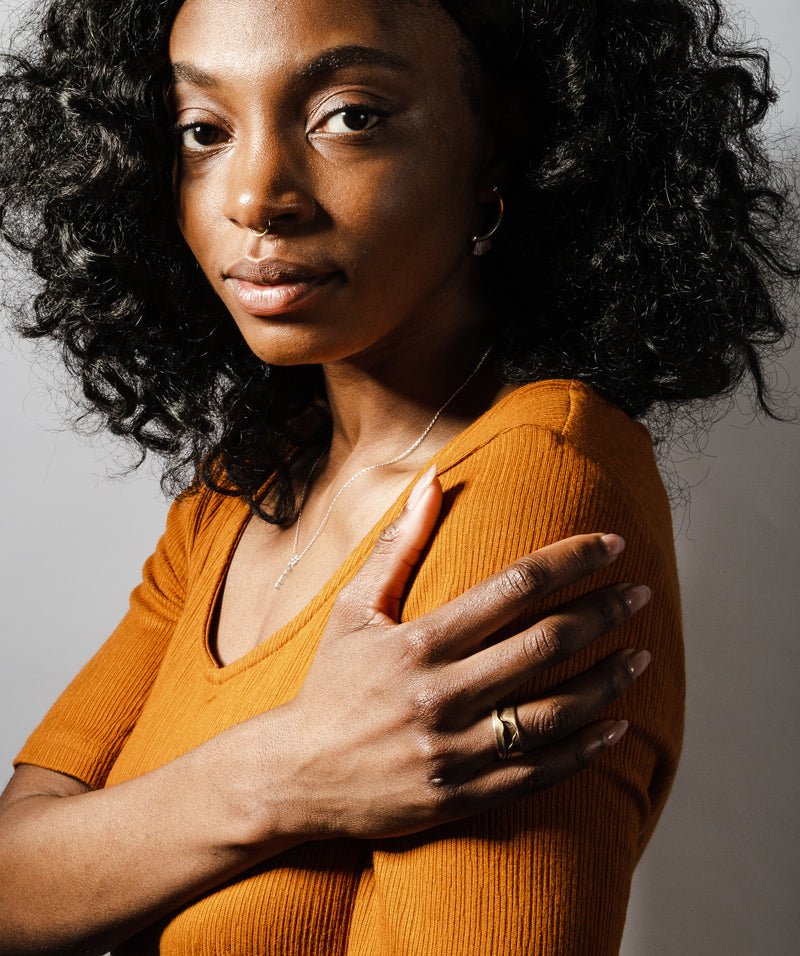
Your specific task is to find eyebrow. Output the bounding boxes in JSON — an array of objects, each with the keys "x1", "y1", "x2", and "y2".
[
  {"x1": 170, "y1": 61, "x2": 217, "y2": 88},
  {"x1": 170, "y1": 45, "x2": 411, "y2": 89},
  {"x1": 297, "y1": 45, "x2": 410, "y2": 80}
]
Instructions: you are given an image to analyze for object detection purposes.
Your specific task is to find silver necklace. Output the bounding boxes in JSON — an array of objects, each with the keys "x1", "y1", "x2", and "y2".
[{"x1": 273, "y1": 346, "x2": 493, "y2": 588}]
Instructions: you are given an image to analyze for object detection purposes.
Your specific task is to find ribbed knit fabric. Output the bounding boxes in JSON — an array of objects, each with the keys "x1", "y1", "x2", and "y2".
[{"x1": 14, "y1": 380, "x2": 684, "y2": 955}]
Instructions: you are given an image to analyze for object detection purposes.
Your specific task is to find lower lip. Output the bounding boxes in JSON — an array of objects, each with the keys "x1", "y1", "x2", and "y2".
[{"x1": 226, "y1": 274, "x2": 339, "y2": 316}]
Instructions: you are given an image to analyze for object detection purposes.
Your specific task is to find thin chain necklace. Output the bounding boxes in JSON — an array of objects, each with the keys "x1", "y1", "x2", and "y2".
[{"x1": 273, "y1": 346, "x2": 493, "y2": 588}]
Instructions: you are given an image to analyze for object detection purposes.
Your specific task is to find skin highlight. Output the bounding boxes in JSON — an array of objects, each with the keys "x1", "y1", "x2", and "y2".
[
  {"x1": 1, "y1": 1, "x2": 792, "y2": 523},
  {"x1": 169, "y1": 0, "x2": 517, "y2": 654},
  {"x1": 170, "y1": 0, "x2": 500, "y2": 374},
  {"x1": 0, "y1": 0, "x2": 793, "y2": 949}
]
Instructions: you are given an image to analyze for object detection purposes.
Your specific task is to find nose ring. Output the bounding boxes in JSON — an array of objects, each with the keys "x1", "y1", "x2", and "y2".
[{"x1": 251, "y1": 220, "x2": 272, "y2": 237}]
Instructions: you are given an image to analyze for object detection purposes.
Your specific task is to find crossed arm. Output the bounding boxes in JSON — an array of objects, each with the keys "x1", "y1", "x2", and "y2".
[{"x1": 0, "y1": 442, "x2": 678, "y2": 955}]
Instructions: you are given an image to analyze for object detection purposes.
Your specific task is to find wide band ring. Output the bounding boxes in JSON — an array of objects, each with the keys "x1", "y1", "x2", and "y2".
[{"x1": 492, "y1": 705, "x2": 524, "y2": 759}]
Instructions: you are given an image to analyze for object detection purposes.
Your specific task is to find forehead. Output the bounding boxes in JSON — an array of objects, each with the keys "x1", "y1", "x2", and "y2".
[{"x1": 169, "y1": 0, "x2": 463, "y2": 81}]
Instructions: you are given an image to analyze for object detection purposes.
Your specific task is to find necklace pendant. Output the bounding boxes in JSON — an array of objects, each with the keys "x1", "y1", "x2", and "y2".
[{"x1": 274, "y1": 555, "x2": 299, "y2": 590}]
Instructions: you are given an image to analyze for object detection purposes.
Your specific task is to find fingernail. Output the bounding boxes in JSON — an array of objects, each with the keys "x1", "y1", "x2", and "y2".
[
  {"x1": 406, "y1": 464, "x2": 437, "y2": 511},
  {"x1": 601, "y1": 534, "x2": 625, "y2": 558},
  {"x1": 622, "y1": 584, "x2": 651, "y2": 613},
  {"x1": 627, "y1": 649, "x2": 651, "y2": 679},
  {"x1": 602, "y1": 720, "x2": 629, "y2": 747}
]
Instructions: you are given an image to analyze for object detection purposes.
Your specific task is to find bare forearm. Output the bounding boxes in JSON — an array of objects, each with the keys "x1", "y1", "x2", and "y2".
[
  {"x1": 0, "y1": 711, "x2": 301, "y2": 956},
  {"x1": 0, "y1": 503, "x2": 658, "y2": 954}
]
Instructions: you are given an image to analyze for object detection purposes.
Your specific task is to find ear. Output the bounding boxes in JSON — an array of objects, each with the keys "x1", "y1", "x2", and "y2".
[{"x1": 477, "y1": 86, "x2": 528, "y2": 198}]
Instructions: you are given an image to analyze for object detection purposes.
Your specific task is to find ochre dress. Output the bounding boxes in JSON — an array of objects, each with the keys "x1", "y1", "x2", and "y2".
[{"x1": 14, "y1": 380, "x2": 684, "y2": 955}]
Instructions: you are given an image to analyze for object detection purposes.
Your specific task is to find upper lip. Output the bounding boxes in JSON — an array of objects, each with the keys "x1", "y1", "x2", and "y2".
[{"x1": 224, "y1": 258, "x2": 335, "y2": 285}]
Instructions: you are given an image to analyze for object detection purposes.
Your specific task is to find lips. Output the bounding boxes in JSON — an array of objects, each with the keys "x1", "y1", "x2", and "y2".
[{"x1": 223, "y1": 258, "x2": 341, "y2": 317}]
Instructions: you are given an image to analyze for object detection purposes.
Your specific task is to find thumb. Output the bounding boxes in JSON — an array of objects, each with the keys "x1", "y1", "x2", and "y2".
[{"x1": 334, "y1": 464, "x2": 443, "y2": 628}]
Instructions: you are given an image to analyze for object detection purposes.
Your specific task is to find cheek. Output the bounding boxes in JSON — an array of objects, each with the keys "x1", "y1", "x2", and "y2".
[
  {"x1": 324, "y1": 146, "x2": 476, "y2": 276},
  {"x1": 175, "y1": 174, "x2": 225, "y2": 276}
]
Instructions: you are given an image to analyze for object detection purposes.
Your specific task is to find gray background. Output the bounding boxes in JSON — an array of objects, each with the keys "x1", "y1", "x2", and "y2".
[{"x1": 1, "y1": 1, "x2": 798, "y2": 952}]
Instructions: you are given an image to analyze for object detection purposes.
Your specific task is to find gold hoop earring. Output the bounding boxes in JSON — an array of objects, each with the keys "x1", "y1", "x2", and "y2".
[
  {"x1": 251, "y1": 221, "x2": 272, "y2": 238},
  {"x1": 470, "y1": 186, "x2": 504, "y2": 256}
]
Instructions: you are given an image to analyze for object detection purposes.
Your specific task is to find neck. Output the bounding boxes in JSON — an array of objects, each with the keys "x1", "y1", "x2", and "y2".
[{"x1": 320, "y1": 323, "x2": 500, "y2": 475}]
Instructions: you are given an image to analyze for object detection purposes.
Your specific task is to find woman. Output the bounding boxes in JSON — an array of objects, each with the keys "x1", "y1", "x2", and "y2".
[{"x1": 0, "y1": 0, "x2": 795, "y2": 953}]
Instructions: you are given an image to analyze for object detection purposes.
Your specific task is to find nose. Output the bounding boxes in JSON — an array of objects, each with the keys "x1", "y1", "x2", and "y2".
[{"x1": 223, "y1": 134, "x2": 316, "y2": 234}]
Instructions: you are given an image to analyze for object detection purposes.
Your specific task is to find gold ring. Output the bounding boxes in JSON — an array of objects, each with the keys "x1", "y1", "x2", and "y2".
[{"x1": 492, "y1": 704, "x2": 524, "y2": 759}]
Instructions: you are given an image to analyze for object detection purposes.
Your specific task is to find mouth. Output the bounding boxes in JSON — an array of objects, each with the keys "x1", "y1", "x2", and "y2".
[
  {"x1": 223, "y1": 258, "x2": 341, "y2": 317},
  {"x1": 225, "y1": 274, "x2": 340, "y2": 317}
]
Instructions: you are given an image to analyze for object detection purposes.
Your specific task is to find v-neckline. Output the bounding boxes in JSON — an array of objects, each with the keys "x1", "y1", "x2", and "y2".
[{"x1": 200, "y1": 381, "x2": 541, "y2": 682}]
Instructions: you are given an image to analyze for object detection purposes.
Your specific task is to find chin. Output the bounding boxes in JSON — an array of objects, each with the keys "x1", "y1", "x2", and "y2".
[{"x1": 233, "y1": 321, "x2": 362, "y2": 368}]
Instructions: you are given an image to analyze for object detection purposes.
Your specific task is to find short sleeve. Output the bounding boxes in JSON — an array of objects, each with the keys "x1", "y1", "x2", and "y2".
[
  {"x1": 12, "y1": 489, "x2": 205, "y2": 789},
  {"x1": 346, "y1": 415, "x2": 684, "y2": 955}
]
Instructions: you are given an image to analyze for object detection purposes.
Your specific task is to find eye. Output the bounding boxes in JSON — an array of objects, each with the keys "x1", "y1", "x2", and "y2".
[
  {"x1": 316, "y1": 107, "x2": 383, "y2": 135},
  {"x1": 175, "y1": 122, "x2": 229, "y2": 151}
]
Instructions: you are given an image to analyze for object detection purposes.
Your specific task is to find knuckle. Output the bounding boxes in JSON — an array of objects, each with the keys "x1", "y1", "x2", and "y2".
[
  {"x1": 531, "y1": 698, "x2": 571, "y2": 740},
  {"x1": 599, "y1": 590, "x2": 629, "y2": 631},
  {"x1": 604, "y1": 659, "x2": 633, "y2": 699},
  {"x1": 566, "y1": 541, "x2": 594, "y2": 579},
  {"x1": 333, "y1": 578, "x2": 357, "y2": 607},
  {"x1": 414, "y1": 731, "x2": 454, "y2": 781},
  {"x1": 409, "y1": 679, "x2": 446, "y2": 725},
  {"x1": 417, "y1": 670, "x2": 466, "y2": 724},
  {"x1": 413, "y1": 730, "x2": 441, "y2": 763},
  {"x1": 376, "y1": 519, "x2": 403, "y2": 549},
  {"x1": 524, "y1": 622, "x2": 564, "y2": 666},
  {"x1": 400, "y1": 623, "x2": 435, "y2": 662},
  {"x1": 571, "y1": 537, "x2": 607, "y2": 577},
  {"x1": 439, "y1": 680, "x2": 471, "y2": 723},
  {"x1": 499, "y1": 557, "x2": 551, "y2": 602},
  {"x1": 330, "y1": 580, "x2": 364, "y2": 625},
  {"x1": 427, "y1": 775, "x2": 460, "y2": 813},
  {"x1": 520, "y1": 761, "x2": 550, "y2": 795},
  {"x1": 522, "y1": 736, "x2": 602, "y2": 796}
]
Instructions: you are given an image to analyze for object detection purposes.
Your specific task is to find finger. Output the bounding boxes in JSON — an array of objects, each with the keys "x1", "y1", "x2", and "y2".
[
  {"x1": 443, "y1": 648, "x2": 649, "y2": 779},
  {"x1": 407, "y1": 532, "x2": 627, "y2": 661},
  {"x1": 456, "y1": 583, "x2": 651, "y2": 710},
  {"x1": 331, "y1": 464, "x2": 443, "y2": 629},
  {"x1": 436, "y1": 718, "x2": 630, "y2": 814},
  {"x1": 511, "y1": 648, "x2": 650, "y2": 749}
]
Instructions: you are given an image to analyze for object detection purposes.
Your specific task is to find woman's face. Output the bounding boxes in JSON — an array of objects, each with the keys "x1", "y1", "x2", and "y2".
[{"x1": 168, "y1": 0, "x2": 498, "y2": 367}]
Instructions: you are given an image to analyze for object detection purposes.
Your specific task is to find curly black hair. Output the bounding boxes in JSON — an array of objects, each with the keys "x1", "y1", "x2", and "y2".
[{"x1": 1, "y1": 0, "x2": 797, "y2": 523}]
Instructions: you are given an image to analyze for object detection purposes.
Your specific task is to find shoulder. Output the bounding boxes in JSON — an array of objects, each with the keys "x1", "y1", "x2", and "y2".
[
  {"x1": 156, "y1": 480, "x2": 251, "y2": 579},
  {"x1": 447, "y1": 378, "x2": 655, "y2": 475},
  {"x1": 436, "y1": 379, "x2": 672, "y2": 558}
]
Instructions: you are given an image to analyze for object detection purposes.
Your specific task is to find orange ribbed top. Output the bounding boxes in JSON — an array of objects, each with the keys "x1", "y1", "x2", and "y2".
[{"x1": 14, "y1": 380, "x2": 684, "y2": 955}]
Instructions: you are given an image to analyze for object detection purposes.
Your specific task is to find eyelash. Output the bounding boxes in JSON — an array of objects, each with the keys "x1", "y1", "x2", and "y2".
[
  {"x1": 313, "y1": 105, "x2": 387, "y2": 136},
  {"x1": 171, "y1": 105, "x2": 388, "y2": 152},
  {"x1": 170, "y1": 122, "x2": 228, "y2": 151}
]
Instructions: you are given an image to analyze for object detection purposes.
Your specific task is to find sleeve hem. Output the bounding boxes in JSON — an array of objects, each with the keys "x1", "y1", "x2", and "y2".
[{"x1": 14, "y1": 731, "x2": 126, "y2": 790}]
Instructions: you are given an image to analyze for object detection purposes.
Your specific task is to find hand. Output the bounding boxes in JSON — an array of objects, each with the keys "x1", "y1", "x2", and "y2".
[{"x1": 284, "y1": 465, "x2": 652, "y2": 841}]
